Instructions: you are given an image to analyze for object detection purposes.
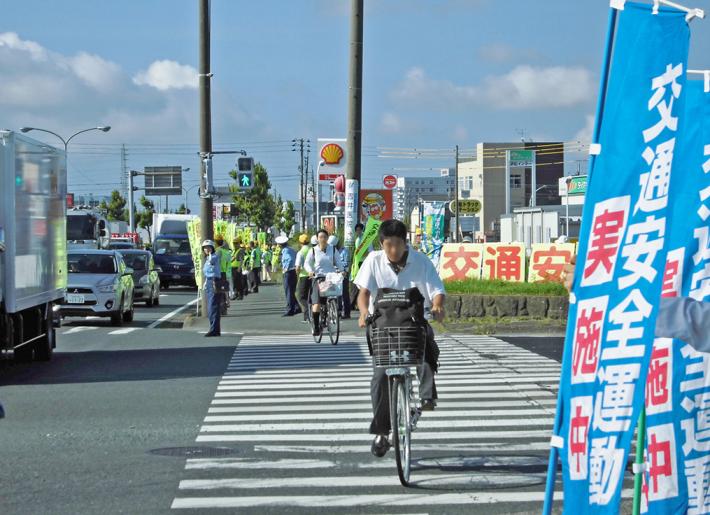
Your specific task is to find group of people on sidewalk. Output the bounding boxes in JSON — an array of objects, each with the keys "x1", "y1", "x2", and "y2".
[{"x1": 199, "y1": 235, "x2": 281, "y2": 336}]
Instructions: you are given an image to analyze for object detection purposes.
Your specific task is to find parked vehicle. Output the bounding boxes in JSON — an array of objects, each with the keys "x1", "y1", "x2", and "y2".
[
  {"x1": 117, "y1": 249, "x2": 161, "y2": 306},
  {"x1": 67, "y1": 208, "x2": 110, "y2": 250},
  {"x1": 108, "y1": 241, "x2": 136, "y2": 250},
  {"x1": 0, "y1": 130, "x2": 66, "y2": 362},
  {"x1": 57, "y1": 250, "x2": 135, "y2": 326},
  {"x1": 152, "y1": 214, "x2": 196, "y2": 289}
]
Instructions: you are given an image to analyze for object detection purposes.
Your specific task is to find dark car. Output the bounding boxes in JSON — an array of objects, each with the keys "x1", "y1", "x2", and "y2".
[
  {"x1": 152, "y1": 235, "x2": 196, "y2": 289},
  {"x1": 117, "y1": 250, "x2": 161, "y2": 306}
]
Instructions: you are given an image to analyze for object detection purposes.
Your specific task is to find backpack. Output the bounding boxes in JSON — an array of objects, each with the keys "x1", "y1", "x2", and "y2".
[{"x1": 367, "y1": 287, "x2": 440, "y2": 372}]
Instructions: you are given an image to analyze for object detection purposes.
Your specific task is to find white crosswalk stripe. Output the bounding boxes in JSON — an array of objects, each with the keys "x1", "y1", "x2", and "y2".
[{"x1": 171, "y1": 333, "x2": 563, "y2": 512}]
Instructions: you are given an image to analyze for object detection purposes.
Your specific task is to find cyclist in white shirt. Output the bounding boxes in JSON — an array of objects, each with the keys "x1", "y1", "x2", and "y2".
[
  {"x1": 304, "y1": 229, "x2": 345, "y2": 336},
  {"x1": 354, "y1": 219, "x2": 446, "y2": 457}
]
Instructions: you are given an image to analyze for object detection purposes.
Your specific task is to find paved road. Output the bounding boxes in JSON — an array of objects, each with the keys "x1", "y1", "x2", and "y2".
[{"x1": 2, "y1": 286, "x2": 614, "y2": 514}]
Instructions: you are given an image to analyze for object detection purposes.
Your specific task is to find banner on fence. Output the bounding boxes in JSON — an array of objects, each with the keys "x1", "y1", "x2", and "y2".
[
  {"x1": 481, "y1": 243, "x2": 525, "y2": 282},
  {"x1": 555, "y1": 4, "x2": 690, "y2": 513},
  {"x1": 528, "y1": 243, "x2": 576, "y2": 283},
  {"x1": 439, "y1": 243, "x2": 484, "y2": 281}
]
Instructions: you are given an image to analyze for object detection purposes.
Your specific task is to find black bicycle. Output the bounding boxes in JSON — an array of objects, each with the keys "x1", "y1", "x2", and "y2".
[
  {"x1": 369, "y1": 325, "x2": 425, "y2": 486},
  {"x1": 307, "y1": 275, "x2": 342, "y2": 345}
]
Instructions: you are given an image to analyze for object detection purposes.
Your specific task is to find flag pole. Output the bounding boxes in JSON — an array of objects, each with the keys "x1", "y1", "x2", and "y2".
[
  {"x1": 632, "y1": 407, "x2": 647, "y2": 515},
  {"x1": 541, "y1": 5, "x2": 619, "y2": 514}
]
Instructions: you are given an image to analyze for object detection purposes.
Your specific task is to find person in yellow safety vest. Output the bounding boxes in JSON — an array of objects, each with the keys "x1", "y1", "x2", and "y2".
[
  {"x1": 262, "y1": 245, "x2": 273, "y2": 283},
  {"x1": 230, "y1": 238, "x2": 245, "y2": 300},
  {"x1": 240, "y1": 243, "x2": 251, "y2": 297},
  {"x1": 295, "y1": 234, "x2": 315, "y2": 322},
  {"x1": 249, "y1": 241, "x2": 262, "y2": 293},
  {"x1": 271, "y1": 244, "x2": 280, "y2": 271},
  {"x1": 215, "y1": 237, "x2": 231, "y2": 314}
]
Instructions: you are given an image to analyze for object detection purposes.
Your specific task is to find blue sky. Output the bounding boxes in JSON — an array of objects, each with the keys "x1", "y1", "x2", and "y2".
[{"x1": 2, "y1": 0, "x2": 709, "y2": 211}]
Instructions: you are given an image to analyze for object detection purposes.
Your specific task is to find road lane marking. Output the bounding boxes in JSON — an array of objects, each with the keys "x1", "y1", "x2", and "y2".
[
  {"x1": 108, "y1": 327, "x2": 140, "y2": 335},
  {"x1": 63, "y1": 326, "x2": 99, "y2": 335},
  {"x1": 148, "y1": 298, "x2": 199, "y2": 329},
  {"x1": 196, "y1": 429, "x2": 552, "y2": 442},
  {"x1": 172, "y1": 490, "x2": 631, "y2": 509}
]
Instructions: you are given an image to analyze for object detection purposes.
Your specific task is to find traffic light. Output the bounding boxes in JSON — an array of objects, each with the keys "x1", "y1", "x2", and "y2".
[{"x1": 236, "y1": 157, "x2": 254, "y2": 190}]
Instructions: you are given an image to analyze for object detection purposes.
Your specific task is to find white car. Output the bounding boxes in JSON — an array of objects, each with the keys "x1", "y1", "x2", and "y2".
[{"x1": 58, "y1": 250, "x2": 135, "y2": 326}]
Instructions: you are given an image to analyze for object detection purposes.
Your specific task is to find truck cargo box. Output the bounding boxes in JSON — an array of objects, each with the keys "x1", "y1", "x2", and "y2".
[{"x1": 0, "y1": 130, "x2": 67, "y2": 313}]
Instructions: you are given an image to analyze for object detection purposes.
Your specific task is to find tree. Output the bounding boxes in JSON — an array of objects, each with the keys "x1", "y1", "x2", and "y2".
[
  {"x1": 104, "y1": 190, "x2": 128, "y2": 222},
  {"x1": 229, "y1": 162, "x2": 276, "y2": 230},
  {"x1": 176, "y1": 203, "x2": 189, "y2": 214},
  {"x1": 137, "y1": 196, "x2": 155, "y2": 242},
  {"x1": 281, "y1": 201, "x2": 296, "y2": 236}
]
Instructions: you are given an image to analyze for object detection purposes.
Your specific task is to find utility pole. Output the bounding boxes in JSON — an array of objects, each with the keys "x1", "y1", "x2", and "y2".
[
  {"x1": 121, "y1": 144, "x2": 128, "y2": 199},
  {"x1": 454, "y1": 144, "x2": 460, "y2": 243},
  {"x1": 128, "y1": 170, "x2": 135, "y2": 232},
  {"x1": 344, "y1": 0, "x2": 363, "y2": 248},
  {"x1": 299, "y1": 139, "x2": 305, "y2": 230},
  {"x1": 198, "y1": 0, "x2": 213, "y2": 317}
]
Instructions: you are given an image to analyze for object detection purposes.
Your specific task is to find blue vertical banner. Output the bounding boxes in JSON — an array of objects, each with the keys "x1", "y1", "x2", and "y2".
[
  {"x1": 421, "y1": 201, "x2": 445, "y2": 267},
  {"x1": 556, "y1": 3, "x2": 690, "y2": 513},
  {"x1": 642, "y1": 79, "x2": 710, "y2": 514}
]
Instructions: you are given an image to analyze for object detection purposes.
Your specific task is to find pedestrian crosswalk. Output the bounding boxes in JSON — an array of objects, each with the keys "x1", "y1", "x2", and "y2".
[{"x1": 171, "y1": 333, "x2": 565, "y2": 512}]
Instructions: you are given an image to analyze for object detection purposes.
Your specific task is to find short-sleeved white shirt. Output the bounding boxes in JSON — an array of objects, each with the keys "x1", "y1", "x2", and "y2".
[
  {"x1": 304, "y1": 244, "x2": 344, "y2": 276},
  {"x1": 354, "y1": 246, "x2": 446, "y2": 315}
]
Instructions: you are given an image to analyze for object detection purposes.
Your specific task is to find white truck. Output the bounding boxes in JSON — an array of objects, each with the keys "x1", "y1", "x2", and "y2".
[
  {"x1": 0, "y1": 130, "x2": 67, "y2": 361},
  {"x1": 67, "y1": 207, "x2": 110, "y2": 250}
]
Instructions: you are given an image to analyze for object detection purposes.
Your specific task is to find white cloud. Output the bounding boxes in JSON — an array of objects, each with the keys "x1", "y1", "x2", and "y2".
[
  {"x1": 68, "y1": 52, "x2": 123, "y2": 92},
  {"x1": 380, "y1": 112, "x2": 402, "y2": 134},
  {"x1": 133, "y1": 60, "x2": 198, "y2": 91},
  {"x1": 483, "y1": 65, "x2": 594, "y2": 109},
  {"x1": 574, "y1": 114, "x2": 595, "y2": 144},
  {"x1": 392, "y1": 65, "x2": 594, "y2": 110},
  {"x1": 0, "y1": 32, "x2": 48, "y2": 61}
]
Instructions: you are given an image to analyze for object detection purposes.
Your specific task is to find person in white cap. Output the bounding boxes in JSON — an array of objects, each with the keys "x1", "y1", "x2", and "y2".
[{"x1": 202, "y1": 240, "x2": 221, "y2": 337}]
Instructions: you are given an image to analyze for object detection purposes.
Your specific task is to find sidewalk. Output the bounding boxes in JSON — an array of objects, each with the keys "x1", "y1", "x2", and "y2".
[{"x1": 182, "y1": 282, "x2": 362, "y2": 336}]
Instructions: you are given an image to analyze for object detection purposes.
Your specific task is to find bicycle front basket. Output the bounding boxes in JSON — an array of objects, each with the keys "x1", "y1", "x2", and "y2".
[{"x1": 370, "y1": 327, "x2": 424, "y2": 367}]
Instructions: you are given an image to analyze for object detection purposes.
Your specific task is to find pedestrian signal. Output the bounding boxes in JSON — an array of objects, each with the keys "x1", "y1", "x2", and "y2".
[{"x1": 236, "y1": 157, "x2": 254, "y2": 190}]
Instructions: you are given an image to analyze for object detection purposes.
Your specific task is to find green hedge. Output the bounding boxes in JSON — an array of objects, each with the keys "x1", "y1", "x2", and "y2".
[{"x1": 444, "y1": 278, "x2": 567, "y2": 296}]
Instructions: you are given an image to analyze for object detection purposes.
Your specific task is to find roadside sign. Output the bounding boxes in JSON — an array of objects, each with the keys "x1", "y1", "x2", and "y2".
[
  {"x1": 382, "y1": 174, "x2": 397, "y2": 189},
  {"x1": 144, "y1": 166, "x2": 183, "y2": 196},
  {"x1": 558, "y1": 175, "x2": 588, "y2": 196},
  {"x1": 508, "y1": 149, "x2": 535, "y2": 167},
  {"x1": 449, "y1": 199, "x2": 481, "y2": 215},
  {"x1": 319, "y1": 173, "x2": 342, "y2": 182}
]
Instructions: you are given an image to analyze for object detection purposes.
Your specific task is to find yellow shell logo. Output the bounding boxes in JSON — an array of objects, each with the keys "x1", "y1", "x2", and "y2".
[{"x1": 320, "y1": 143, "x2": 344, "y2": 165}]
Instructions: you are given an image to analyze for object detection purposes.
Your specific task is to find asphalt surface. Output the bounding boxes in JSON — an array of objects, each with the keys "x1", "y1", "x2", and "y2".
[{"x1": 0, "y1": 285, "x2": 598, "y2": 514}]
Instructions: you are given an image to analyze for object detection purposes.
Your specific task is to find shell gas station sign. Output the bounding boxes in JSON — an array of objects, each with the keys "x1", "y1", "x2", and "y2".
[{"x1": 318, "y1": 138, "x2": 346, "y2": 182}]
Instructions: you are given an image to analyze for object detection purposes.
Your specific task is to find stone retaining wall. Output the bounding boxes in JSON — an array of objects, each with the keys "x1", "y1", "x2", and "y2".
[{"x1": 444, "y1": 294, "x2": 569, "y2": 320}]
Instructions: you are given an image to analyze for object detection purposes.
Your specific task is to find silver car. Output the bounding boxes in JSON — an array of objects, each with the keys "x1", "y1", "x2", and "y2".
[
  {"x1": 117, "y1": 250, "x2": 161, "y2": 306},
  {"x1": 59, "y1": 250, "x2": 135, "y2": 326}
]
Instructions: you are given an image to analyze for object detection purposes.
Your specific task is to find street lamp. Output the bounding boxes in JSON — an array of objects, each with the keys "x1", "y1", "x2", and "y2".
[
  {"x1": 530, "y1": 185, "x2": 548, "y2": 207},
  {"x1": 20, "y1": 126, "x2": 111, "y2": 152}
]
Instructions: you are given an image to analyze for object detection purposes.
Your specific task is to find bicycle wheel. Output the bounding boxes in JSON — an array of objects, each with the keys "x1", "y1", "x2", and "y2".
[
  {"x1": 307, "y1": 300, "x2": 323, "y2": 344},
  {"x1": 327, "y1": 298, "x2": 340, "y2": 345},
  {"x1": 390, "y1": 376, "x2": 411, "y2": 486}
]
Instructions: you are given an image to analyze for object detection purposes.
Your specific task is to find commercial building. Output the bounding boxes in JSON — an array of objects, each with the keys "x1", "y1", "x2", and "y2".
[
  {"x1": 457, "y1": 142, "x2": 564, "y2": 241},
  {"x1": 393, "y1": 170, "x2": 455, "y2": 221}
]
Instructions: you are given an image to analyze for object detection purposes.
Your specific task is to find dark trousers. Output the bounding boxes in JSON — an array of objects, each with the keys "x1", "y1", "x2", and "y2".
[
  {"x1": 231, "y1": 268, "x2": 244, "y2": 299},
  {"x1": 369, "y1": 324, "x2": 437, "y2": 435},
  {"x1": 248, "y1": 269, "x2": 259, "y2": 293},
  {"x1": 205, "y1": 282, "x2": 221, "y2": 335},
  {"x1": 296, "y1": 276, "x2": 310, "y2": 320},
  {"x1": 253, "y1": 267, "x2": 262, "y2": 289},
  {"x1": 340, "y1": 277, "x2": 351, "y2": 317},
  {"x1": 283, "y1": 270, "x2": 299, "y2": 314}
]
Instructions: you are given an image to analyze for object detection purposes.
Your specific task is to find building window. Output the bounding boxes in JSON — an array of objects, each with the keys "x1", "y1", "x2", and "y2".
[{"x1": 511, "y1": 175, "x2": 522, "y2": 188}]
